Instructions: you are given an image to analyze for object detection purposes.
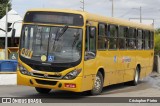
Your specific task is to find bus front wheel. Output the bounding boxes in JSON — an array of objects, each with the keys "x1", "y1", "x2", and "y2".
[
  {"x1": 90, "y1": 72, "x2": 104, "y2": 95},
  {"x1": 35, "y1": 87, "x2": 51, "y2": 94}
]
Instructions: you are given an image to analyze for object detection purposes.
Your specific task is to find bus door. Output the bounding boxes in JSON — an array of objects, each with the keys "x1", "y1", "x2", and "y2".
[{"x1": 82, "y1": 25, "x2": 97, "y2": 91}]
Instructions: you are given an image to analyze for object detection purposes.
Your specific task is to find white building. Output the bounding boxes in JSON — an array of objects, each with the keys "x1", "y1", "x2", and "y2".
[
  {"x1": 0, "y1": 9, "x2": 22, "y2": 37},
  {"x1": 0, "y1": 10, "x2": 22, "y2": 60}
]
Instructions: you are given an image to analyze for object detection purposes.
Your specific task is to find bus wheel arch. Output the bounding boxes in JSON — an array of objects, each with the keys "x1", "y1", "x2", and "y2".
[
  {"x1": 98, "y1": 68, "x2": 105, "y2": 81},
  {"x1": 137, "y1": 64, "x2": 141, "y2": 74},
  {"x1": 132, "y1": 64, "x2": 141, "y2": 86}
]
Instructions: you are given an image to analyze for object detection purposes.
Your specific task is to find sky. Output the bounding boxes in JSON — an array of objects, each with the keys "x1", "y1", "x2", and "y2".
[{"x1": 11, "y1": 0, "x2": 160, "y2": 28}]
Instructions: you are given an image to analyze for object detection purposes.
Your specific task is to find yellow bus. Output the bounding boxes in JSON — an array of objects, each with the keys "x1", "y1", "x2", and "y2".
[{"x1": 17, "y1": 9, "x2": 154, "y2": 95}]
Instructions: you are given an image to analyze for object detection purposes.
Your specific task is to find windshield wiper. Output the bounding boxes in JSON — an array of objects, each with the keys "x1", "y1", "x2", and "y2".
[
  {"x1": 55, "y1": 25, "x2": 68, "y2": 41},
  {"x1": 72, "y1": 30, "x2": 80, "y2": 48},
  {"x1": 52, "y1": 25, "x2": 68, "y2": 50}
]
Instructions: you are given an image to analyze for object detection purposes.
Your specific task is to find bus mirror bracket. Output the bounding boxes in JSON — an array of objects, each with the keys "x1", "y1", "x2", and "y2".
[{"x1": 11, "y1": 29, "x2": 16, "y2": 38}]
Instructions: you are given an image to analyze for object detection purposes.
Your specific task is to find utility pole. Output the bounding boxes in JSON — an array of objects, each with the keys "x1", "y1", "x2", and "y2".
[
  {"x1": 109, "y1": 0, "x2": 114, "y2": 17},
  {"x1": 5, "y1": 6, "x2": 8, "y2": 59},
  {"x1": 140, "y1": 6, "x2": 142, "y2": 23},
  {"x1": 80, "y1": 0, "x2": 84, "y2": 11},
  {"x1": 131, "y1": 6, "x2": 142, "y2": 23},
  {"x1": 111, "y1": 0, "x2": 114, "y2": 17},
  {"x1": 152, "y1": 19, "x2": 155, "y2": 26}
]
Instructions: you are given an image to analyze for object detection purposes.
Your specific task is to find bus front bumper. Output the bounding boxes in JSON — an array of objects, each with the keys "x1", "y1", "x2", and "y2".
[{"x1": 17, "y1": 71, "x2": 83, "y2": 92}]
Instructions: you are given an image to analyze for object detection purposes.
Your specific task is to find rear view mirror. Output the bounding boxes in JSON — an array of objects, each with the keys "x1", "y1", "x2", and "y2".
[
  {"x1": 85, "y1": 51, "x2": 96, "y2": 60},
  {"x1": 89, "y1": 27, "x2": 96, "y2": 38}
]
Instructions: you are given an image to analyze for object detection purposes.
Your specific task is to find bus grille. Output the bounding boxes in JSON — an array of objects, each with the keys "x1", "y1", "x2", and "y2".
[
  {"x1": 35, "y1": 79, "x2": 57, "y2": 86},
  {"x1": 31, "y1": 72, "x2": 62, "y2": 79}
]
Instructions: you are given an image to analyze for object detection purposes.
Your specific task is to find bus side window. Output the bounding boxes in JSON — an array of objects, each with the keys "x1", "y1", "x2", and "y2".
[
  {"x1": 86, "y1": 26, "x2": 96, "y2": 53},
  {"x1": 98, "y1": 23, "x2": 108, "y2": 50},
  {"x1": 108, "y1": 25, "x2": 118, "y2": 50},
  {"x1": 145, "y1": 30, "x2": 150, "y2": 50},
  {"x1": 127, "y1": 28, "x2": 136, "y2": 49},
  {"x1": 142, "y1": 30, "x2": 145, "y2": 49},
  {"x1": 89, "y1": 27, "x2": 96, "y2": 53},
  {"x1": 137, "y1": 29, "x2": 143, "y2": 50},
  {"x1": 149, "y1": 31, "x2": 154, "y2": 49},
  {"x1": 119, "y1": 26, "x2": 127, "y2": 49}
]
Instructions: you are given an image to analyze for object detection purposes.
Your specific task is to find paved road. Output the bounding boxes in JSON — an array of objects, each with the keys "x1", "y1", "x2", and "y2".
[
  {"x1": 0, "y1": 73, "x2": 160, "y2": 99},
  {"x1": 0, "y1": 73, "x2": 160, "y2": 97}
]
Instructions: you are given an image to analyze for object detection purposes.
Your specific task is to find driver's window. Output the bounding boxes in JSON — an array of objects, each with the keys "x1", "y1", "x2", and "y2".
[{"x1": 86, "y1": 26, "x2": 96, "y2": 53}]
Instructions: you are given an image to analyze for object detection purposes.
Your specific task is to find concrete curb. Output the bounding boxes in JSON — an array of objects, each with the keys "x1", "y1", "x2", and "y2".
[{"x1": 0, "y1": 74, "x2": 17, "y2": 85}]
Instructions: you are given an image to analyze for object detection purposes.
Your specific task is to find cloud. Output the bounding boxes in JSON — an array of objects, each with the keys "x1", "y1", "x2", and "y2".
[{"x1": 12, "y1": 0, "x2": 160, "y2": 28}]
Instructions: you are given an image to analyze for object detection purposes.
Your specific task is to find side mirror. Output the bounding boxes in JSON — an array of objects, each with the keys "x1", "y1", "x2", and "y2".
[
  {"x1": 89, "y1": 27, "x2": 96, "y2": 38},
  {"x1": 85, "y1": 51, "x2": 96, "y2": 60},
  {"x1": 11, "y1": 29, "x2": 16, "y2": 39}
]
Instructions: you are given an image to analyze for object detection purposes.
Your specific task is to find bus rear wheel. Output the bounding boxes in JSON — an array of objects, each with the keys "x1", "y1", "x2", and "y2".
[
  {"x1": 132, "y1": 67, "x2": 140, "y2": 86},
  {"x1": 35, "y1": 87, "x2": 51, "y2": 94},
  {"x1": 90, "y1": 72, "x2": 104, "y2": 95}
]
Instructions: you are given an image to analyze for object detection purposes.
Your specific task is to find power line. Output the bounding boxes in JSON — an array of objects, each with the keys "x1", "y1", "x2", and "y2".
[
  {"x1": 84, "y1": 0, "x2": 107, "y2": 7},
  {"x1": 132, "y1": 7, "x2": 142, "y2": 23},
  {"x1": 118, "y1": 8, "x2": 134, "y2": 18}
]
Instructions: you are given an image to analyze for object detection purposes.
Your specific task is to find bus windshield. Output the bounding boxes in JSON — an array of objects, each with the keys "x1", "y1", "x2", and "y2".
[{"x1": 20, "y1": 25, "x2": 82, "y2": 63}]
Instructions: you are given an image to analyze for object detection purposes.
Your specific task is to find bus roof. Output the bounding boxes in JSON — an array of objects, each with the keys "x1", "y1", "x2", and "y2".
[{"x1": 26, "y1": 8, "x2": 154, "y2": 31}]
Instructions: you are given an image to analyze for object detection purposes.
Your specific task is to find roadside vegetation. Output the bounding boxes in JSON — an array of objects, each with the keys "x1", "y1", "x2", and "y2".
[
  {"x1": 0, "y1": 0, "x2": 12, "y2": 19},
  {"x1": 155, "y1": 28, "x2": 160, "y2": 55}
]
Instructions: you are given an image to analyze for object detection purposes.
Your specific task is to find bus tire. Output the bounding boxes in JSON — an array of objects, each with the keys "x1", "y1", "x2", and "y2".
[
  {"x1": 35, "y1": 87, "x2": 51, "y2": 94},
  {"x1": 90, "y1": 71, "x2": 104, "y2": 95},
  {"x1": 131, "y1": 67, "x2": 140, "y2": 86}
]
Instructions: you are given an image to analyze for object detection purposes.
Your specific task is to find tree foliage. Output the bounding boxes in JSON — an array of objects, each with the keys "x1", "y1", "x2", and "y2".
[
  {"x1": 155, "y1": 28, "x2": 160, "y2": 55},
  {"x1": 0, "y1": 0, "x2": 12, "y2": 19},
  {"x1": 155, "y1": 28, "x2": 160, "y2": 35}
]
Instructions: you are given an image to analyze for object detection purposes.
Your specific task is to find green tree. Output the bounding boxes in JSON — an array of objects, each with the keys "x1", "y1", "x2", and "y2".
[
  {"x1": 155, "y1": 28, "x2": 160, "y2": 55},
  {"x1": 0, "y1": 0, "x2": 12, "y2": 19},
  {"x1": 155, "y1": 28, "x2": 160, "y2": 35}
]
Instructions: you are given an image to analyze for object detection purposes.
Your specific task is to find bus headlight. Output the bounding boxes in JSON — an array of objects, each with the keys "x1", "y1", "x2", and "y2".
[
  {"x1": 19, "y1": 65, "x2": 30, "y2": 75},
  {"x1": 63, "y1": 69, "x2": 82, "y2": 80}
]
